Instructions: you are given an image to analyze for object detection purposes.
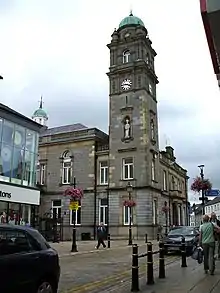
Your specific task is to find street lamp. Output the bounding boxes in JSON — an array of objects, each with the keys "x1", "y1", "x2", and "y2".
[
  {"x1": 198, "y1": 164, "x2": 206, "y2": 215},
  {"x1": 126, "y1": 182, "x2": 133, "y2": 246}
]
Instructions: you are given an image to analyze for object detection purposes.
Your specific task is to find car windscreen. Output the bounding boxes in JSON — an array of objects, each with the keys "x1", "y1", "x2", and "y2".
[{"x1": 168, "y1": 227, "x2": 195, "y2": 236}]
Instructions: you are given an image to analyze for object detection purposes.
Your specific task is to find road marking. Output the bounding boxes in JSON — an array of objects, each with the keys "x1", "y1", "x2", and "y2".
[{"x1": 60, "y1": 255, "x2": 180, "y2": 293}]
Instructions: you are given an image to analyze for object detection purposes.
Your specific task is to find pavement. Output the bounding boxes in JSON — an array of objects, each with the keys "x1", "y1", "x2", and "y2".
[
  {"x1": 50, "y1": 239, "x2": 157, "y2": 258},
  {"x1": 51, "y1": 239, "x2": 220, "y2": 293}
]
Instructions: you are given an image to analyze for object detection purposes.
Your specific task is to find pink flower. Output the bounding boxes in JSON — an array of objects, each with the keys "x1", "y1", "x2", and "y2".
[
  {"x1": 191, "y1": 177, "x2": 212, "y2": 193},
  {"x1": 64, "y1": 187, "x2": 83, "y2": 200},
  {"x1": 123, "y1": 200, "x2": 136, "y2": 207}
]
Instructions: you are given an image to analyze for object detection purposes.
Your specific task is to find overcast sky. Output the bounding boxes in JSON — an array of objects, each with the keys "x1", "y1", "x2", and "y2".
[{"x1": 0, "y1": 0, "x2": 220, "y2": 202}]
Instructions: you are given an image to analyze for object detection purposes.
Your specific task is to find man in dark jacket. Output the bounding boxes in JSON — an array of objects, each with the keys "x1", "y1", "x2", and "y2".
[
  {"x1": 96, "y1": 223, "x2": 106, "y2": 249},
  {"x1": 210, "y1": 212, "x2": 220, "y2": 259}
]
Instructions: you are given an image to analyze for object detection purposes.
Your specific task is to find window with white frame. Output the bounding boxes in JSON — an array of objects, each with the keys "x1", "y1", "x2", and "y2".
[
  {"x1": 99, "y1": 198, "x2": 108, "y2": 225},
  {"x1": 124, "y1": 205, "x2": 133, "y2": 225},
  {"x1": 123, "y1": 50, "x2": 130, "y2": 63},
  {"x1": 149, "y1": 83, "x2": 153, "y2": 94},
  {"x1": 152, "y1": 199, "x2": 157, "y2": 225},
  {"x1": 122, "y1": 158, "x2": 134, "y2": 180},
  {"x1": 62, "y1": 151, "x2": 72, "y2": 184},
  {"x1": 100, "y1": 161, "x2": 108, "y2": 185},
  {"x1": 52, "y1": 200, "x2": 62, "y2": 220},
  {"x1": 70, "y1": 201, "x2": 81, "y2": 225},
  {"x1": 151, "y1": 159, "x2": 155, "y2": 181},
  {"x1": 163, "y1": 171, "x2": 167, "y2": 190}
]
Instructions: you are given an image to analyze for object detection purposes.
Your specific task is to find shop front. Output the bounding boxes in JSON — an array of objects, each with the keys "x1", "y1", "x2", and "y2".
[
  {"x1": 0, "y1": 183, "x2": 40, "y2": 225},
  {"x1": 0, "y1": 103, "x2": 43, "y2": 226}
]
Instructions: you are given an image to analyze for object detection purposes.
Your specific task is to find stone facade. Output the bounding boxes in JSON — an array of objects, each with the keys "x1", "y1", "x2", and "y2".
[{"x1": 37, "y1": 14, "x2": 189, "y2": 241}]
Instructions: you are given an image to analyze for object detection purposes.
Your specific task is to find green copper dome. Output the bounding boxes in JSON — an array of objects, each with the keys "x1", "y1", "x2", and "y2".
[
  {"x1": 33, "y1": 108, "x2": 47, "y2": 118},
  {"x1": 32, "y1": 97, "x2": 48, "y2": 119},
  {"x1": 119, "y1": 13, "x2": 145, "y2": 29}
]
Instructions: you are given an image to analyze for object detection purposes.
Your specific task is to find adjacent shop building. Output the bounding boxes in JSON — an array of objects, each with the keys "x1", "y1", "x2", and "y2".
[{"x1": 0, "y1": 103, "x2": 43, "y2": 225}]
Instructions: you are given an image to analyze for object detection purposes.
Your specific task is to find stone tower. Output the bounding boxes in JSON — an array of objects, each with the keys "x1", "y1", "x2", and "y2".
[
  {"x1": 32, "y1": 96, "x2": 48, "y2": 126},
  {"x1": 107, "y1": 12, "x2": 161, "y2": 238}
]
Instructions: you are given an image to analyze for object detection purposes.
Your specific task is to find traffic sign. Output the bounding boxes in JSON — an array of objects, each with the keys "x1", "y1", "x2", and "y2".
[
  {"x1": 69, "y1": 201, "x2": 79, "y2": 211},
  {"x1": 206, "y1": 189, "x2": 220, "y2": 197}
]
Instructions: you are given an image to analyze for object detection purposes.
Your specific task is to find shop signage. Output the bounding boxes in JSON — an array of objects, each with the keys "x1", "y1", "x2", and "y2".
[
  {"x1": 69, "y1": 201, "x2": 79, "y2": 211},
  {"x1": 0, "y1": 190, "x2": 11, "y2": 199}
]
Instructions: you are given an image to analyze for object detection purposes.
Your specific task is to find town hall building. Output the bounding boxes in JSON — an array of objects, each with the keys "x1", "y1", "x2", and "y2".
[{"x1": 34, "y1": 13, "x2": 189, "y2": 240}]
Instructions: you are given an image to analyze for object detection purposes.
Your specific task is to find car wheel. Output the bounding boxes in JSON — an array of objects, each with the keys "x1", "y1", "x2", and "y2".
[{"x1": 37, "y1": 281, "x2": 54, "y2": 293}]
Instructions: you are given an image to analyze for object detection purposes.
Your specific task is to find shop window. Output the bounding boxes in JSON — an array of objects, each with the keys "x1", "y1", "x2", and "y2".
[
  {"x1": 152, "y1": 199, "x2": 157, "y2": 225},
  {"x1": 0, "y1": 144, "x2": 13, "y2": 182},
  {"x1": 2, "y1": 120, "x2": 14, "y2": 146},
  {"x1": 23, "y1": 151, "x2": 35, "y2": 187}
]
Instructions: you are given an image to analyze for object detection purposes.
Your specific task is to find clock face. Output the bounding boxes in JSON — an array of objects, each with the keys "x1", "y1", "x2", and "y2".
[
  {"x1": 14, "y1": 131, "x2": 22, "y2": 146},
  {"x1": 1, "y1": 146, "x2": 12, "y2": 162},
  {"x1": 121, "y1": 79, "x2": 132, "y2": 91}
]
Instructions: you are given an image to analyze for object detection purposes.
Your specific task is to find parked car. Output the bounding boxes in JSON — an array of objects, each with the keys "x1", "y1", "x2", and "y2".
[
  {"x1": 0, "y1": 224, "x2": 60, "y2": 293},
  {"x1": 162, "y1": 226, "x2": 199, "y2": 255}
]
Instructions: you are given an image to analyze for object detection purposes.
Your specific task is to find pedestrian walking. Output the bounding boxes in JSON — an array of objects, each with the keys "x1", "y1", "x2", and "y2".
[
  {"x1": 199, "y1": 214, "x2": 220, "y2": 275},
  {"x1": 210, "y1": 212, "x2": 220, "y2": 259},
  {"x1": 96, "y1": 223, "x2": 106, "y2": 249}
]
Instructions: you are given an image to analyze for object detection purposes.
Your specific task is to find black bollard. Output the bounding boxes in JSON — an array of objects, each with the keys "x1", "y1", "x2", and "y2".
[
  {"x1": 146, "y1": 242, "x2": 154, "y2": 285},
  {"x1": 131, "y1": 244, "x2": 139, "y2": 292},
  {"x1": 181, "y1": 236, "x2": 187, "y2": 268},
  {"x1": 157, "y1": 233, "x2": 160, "y2": 242},
  {"x1": 107, "y1": 233, "x2": 111, "y2": 249},
  {"x1": 159, "y1": 242, "x2": 165, "y2": 279},
  {"x1": 145, "y1": 233, "x2": 148, "y2": 243}
]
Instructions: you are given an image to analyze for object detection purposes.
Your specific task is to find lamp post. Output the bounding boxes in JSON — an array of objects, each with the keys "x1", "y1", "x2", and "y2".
[
  {"x1": 126, "y1": 182, "x2": 133, "y2": 246},
  {"x1": 198, "y1": 164, "x2": 206, "y2": 215},
  {"x1": 71, "y1": 176, "x2": 78, "y2": 252}
]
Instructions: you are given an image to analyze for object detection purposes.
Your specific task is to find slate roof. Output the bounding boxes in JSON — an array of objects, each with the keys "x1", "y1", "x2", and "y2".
[
  {"x1": 205, "y1": 196, "x2": 220, "y2": 206},
  {"x1": 40, "y1": 123, "x2": 88, "y2": 137}
]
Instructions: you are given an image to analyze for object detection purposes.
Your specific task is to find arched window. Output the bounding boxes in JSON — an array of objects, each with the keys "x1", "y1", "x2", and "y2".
[
  {"x1": 62, "y1": 150, "x2": 72, "y2": 184},
  {"x1": 123, "y1": 50, "x2": 130, "y2": 63}
]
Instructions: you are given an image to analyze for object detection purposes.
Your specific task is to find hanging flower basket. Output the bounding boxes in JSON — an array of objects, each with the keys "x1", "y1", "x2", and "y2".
[
  {"x1": 63, "y1": 187, "x2": 83, "y2": 201},
  {"x1": 191, "y1": 176, "x2": 212, "y2": 193},
  {"x1": 123, "y1": 199, "x2": 136, "y2": 207},
  {"x1": 162, "y1": 206, "x2": 169, "y2": 213}
]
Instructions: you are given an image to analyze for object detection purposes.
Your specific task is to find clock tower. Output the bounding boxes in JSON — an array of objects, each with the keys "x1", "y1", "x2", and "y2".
[{"x1": 107, "y1": 12, "x2": 161, "y2": 238}]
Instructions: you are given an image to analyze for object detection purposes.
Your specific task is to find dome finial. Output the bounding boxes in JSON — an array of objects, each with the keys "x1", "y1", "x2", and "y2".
[
  {"x1": 129, "y1": 9, "x2": 133, "y2": 16},
  {"x1": 39, "y1": 96, "x2": 43, "y2": 109}
]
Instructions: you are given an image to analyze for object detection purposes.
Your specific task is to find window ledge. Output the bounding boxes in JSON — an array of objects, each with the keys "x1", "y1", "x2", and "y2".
[
  {"x1": 59, "y1": 183, "x2": 71, "y2": 187},
  {"x1": 98, "y1": 183, "x2": 108, "y2": 186},
  {"x1": 152, "y1": 179, "x2": 158, "y2": 183},
  {"x1": 120, "y1": 178, "x2": 137, "y2": 182},
  {"x1": 70, "y1": 224, "x2": 81, "y2": 226}
]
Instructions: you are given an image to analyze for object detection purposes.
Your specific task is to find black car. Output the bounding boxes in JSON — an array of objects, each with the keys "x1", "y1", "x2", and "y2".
[
  {"x1": 0, "y1": 224, "x2": 60, "y2": 293},
  {"x1": 163, "y1": 226, "x2": 199, "y2": 255}
]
